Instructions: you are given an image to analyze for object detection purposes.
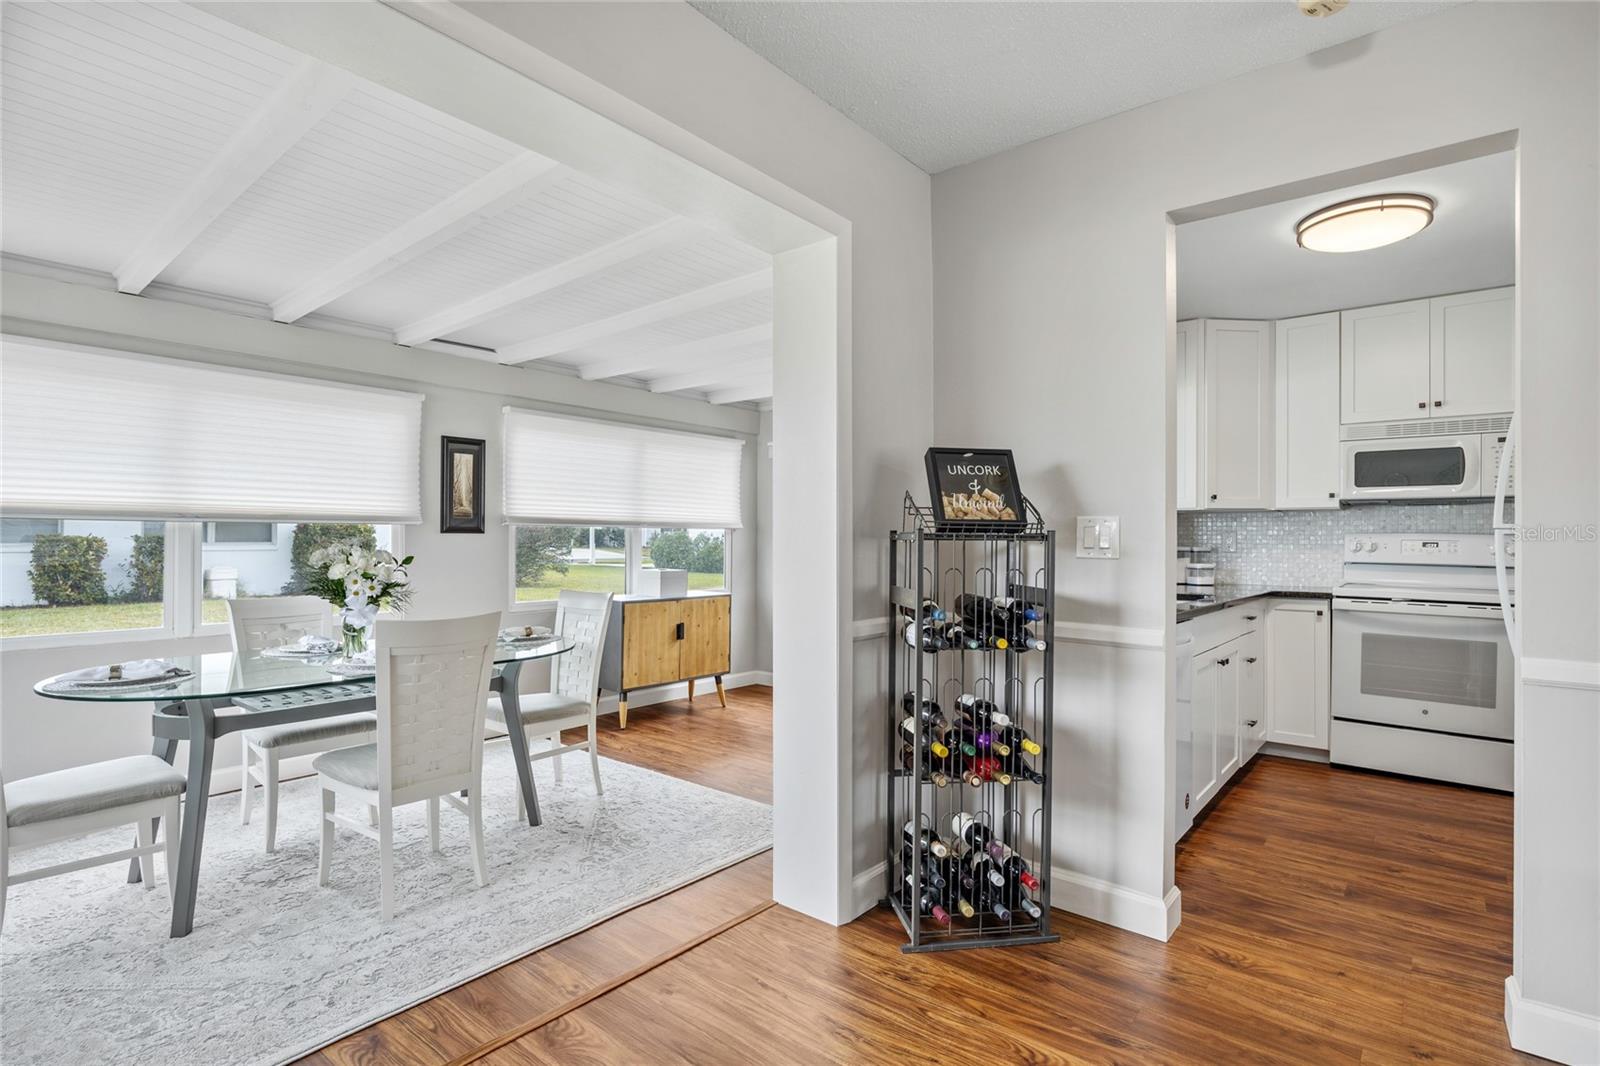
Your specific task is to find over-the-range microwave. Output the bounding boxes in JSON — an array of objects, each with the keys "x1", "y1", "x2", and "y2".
[{"x1": 1340, "y1": 417, "x2": 1513, "y2": 502}]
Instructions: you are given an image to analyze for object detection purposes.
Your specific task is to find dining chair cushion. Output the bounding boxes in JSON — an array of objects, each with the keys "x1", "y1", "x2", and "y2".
[
  {"x1": 312, "y1": 744, "x2": 381, "y2": 792},
  {"x1": 5, "y1": 755, "x2": 186, "y2": 828},
  {"x1": 244, "y1": 713, "x2": 377, "y2": 750},
  {"x1": 486, "y1": 692, "x2": 589, "y2": 728}
]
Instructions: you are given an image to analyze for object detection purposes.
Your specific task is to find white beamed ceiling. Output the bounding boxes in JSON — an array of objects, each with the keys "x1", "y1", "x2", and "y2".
[{"x1": 0, "y1": 0, "x2": 774, "y2": 404}]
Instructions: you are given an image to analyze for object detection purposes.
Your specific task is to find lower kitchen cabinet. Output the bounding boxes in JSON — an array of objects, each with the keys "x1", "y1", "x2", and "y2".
[
  {"x1": 1265, "y1": 600, "x2": 1331, "y2": 750},
  {"x1": 1189, "y1": 629, "x2": 1262, "y2": 813},
  {"x1": 1239, "y1": 628, "x2": 1267, "y2": 760}
]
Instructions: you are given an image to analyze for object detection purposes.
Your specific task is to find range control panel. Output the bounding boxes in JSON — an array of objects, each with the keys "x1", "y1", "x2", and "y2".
[{"x1": 1343, "y1": 533, "x2": 1505, "y2": 566}]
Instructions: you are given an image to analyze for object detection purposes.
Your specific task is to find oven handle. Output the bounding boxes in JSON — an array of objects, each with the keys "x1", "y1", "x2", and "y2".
[{"x1": 1333, "y1": 598, "x2": 1504, "y2": 621}]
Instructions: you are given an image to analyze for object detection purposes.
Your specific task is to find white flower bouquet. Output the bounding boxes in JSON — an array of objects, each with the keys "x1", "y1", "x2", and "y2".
[{"x1": 304, "y1": 543, "x2": 414, "y2": 656}]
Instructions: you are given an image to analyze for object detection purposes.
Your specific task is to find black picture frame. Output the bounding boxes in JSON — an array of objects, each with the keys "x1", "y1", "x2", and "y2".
[
  {"x1": 440, "y1": 436, "x2": 486, "y2": 534},
  {"x1": 924, "y1": 447, "x2": 1027, "y2": 530}
]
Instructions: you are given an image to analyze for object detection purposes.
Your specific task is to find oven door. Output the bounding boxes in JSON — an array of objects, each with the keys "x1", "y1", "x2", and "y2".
[
  {"x1": 1331, "y1": 598, "x2": 1512, "y2": 739},
  {"x1": 1341, "y1": 437, "x2": 1482, "y2": 500}
]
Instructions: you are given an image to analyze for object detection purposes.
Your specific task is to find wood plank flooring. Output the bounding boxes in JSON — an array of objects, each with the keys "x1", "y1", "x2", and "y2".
[{"x1": 308, "y1": 690, "x2": 1531, "y2": 1065}]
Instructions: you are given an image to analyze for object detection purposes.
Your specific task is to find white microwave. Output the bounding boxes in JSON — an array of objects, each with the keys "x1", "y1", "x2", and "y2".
[{"x1": 1341, "y1": 432, "x2": 1508, "y2": 501}]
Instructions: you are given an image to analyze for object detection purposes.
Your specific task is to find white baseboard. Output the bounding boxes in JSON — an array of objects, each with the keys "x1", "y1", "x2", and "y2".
[
  {"x1": 1051, "y1": 866, "x2": 1181, "y2": 942},
  {"x1": 1259, "y1": 742, "x2": 1330, "y2": 764},
  {"x1": 851, "y1": 860, "x2": 888, "y2": 918},
  {"x1": 1505, "y1": 975, "x2": 1600, "y2": 1064}
]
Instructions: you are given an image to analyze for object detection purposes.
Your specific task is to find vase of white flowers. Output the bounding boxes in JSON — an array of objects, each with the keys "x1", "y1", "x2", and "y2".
[{"x1": 303, "y1": 543, "x2": 415, "y2": 657}]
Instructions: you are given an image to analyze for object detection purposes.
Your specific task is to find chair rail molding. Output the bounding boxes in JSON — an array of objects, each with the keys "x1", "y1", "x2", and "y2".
[{"x1": 1520, "y1": 657, "x2": 1600, "y2": 691}]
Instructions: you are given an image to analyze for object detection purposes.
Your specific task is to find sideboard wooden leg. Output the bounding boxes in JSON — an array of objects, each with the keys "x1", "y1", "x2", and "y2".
[
  {"x1": 618, "y1": 696, "x2": 628, "y2": 729},
  {"x1": 687, "y1": 678, "x2": 696, "y2": 702},
  {"x1": 714, "y1": 675, "x2": 727, "y2": 708}
]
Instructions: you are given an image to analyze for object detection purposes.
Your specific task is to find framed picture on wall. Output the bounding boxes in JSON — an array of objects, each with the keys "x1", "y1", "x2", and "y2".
[
  {"x1": 924, "y1": 447, "x2": 1026, "y2": 530},
  {"x1": 440, "y1": 436, "x2": 486, "y2": 534}
]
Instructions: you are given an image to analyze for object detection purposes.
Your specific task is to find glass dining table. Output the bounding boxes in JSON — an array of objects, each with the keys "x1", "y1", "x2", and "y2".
[{"x1": 34, "y1": 638, "x2": 574, "y2": 938}]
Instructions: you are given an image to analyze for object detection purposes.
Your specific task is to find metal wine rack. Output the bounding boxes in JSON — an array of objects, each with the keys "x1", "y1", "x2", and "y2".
[{"x1": 884, "y1": 491, "x2": 1059, "y2": 952}]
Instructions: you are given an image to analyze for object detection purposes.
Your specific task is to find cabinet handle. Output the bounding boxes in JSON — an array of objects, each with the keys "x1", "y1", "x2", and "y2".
[
  {"x1": 1434, "y1": 400, "x2": 1443, "y2": 407},
  {"x1": 1418, "y1": 401, "x2": 1427, "y2": 409},
  {"x1": 1316, "y1": 610, "x2": 1324, "y2": 617},
  {"x1": 1328, "y1": 492, "x2": 1336, "y2": 498},
  {"x1": 1216, "y1": 658, "x2": 1229, "y2": 666},
  {"x1": 1244, "y1": 614, "x2": 1258, "y2": 621},
  {"x1": 1245, "y1": 719, "x2": 1258, "y2": 727},
  {"x1": 1245, "y1": 657, "x2": 1257, "y2": 663},
  {"x1": 1209, "y1": 494, "x2": 1218, "y2": 501},
  {"x1": 675, "y1": 622, "x2": 685, "y2": 640}
]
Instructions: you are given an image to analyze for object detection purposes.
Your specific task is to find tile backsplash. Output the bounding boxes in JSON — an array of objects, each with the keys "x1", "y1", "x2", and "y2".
[{"x1": 1177, "y1": 502, "x2": 1500, "y2": 587}]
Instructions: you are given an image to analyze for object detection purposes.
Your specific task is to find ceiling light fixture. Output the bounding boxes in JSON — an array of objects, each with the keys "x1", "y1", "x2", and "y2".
[{"x1": 1295, "y1": 193, "x2": 1435, "y2": 253}]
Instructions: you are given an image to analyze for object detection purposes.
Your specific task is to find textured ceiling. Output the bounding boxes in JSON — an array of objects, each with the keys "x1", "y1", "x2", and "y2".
[
  {"x1": 1177, "y1": 151, "x2": 1513, "y2": 321},
  {"x1": 690, "y1": 1, "x2": 1460, "y2": 173}
]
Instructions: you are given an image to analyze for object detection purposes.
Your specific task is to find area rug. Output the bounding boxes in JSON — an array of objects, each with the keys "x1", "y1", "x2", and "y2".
[{"x1": 0, "y1": 744, "x2": 772, "y2": 1065}]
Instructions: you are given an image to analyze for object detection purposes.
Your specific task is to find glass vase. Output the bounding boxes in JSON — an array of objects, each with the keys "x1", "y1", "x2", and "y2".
[{"x1": 341, "y1": 622, "x2": 368, "y2": 658}]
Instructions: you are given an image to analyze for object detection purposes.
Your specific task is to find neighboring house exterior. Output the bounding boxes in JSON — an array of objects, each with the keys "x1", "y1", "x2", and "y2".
[{"x1": 0, "y1": 519, "x2": 295, "y2": 607}]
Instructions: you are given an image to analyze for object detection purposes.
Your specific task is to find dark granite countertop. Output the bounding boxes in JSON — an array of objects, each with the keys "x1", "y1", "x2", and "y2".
[{"x1": 1175, "y1": 585, "x2": 1331, "y2": 622}]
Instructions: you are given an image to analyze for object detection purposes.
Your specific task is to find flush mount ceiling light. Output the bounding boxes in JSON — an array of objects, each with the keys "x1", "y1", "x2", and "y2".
[{"x1": 1295, "y1": 194, "x2": 1436, "y2": 253}]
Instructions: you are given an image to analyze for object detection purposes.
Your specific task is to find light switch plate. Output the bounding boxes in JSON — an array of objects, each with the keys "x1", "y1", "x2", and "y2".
[{"x1": 1076, "y1": 516, "x2": 1121, "y2": 559}]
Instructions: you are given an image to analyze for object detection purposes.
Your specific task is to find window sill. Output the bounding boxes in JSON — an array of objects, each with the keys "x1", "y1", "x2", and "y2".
[{"x1": 0, "y1": 625, "x2": 182, "y2": 653}]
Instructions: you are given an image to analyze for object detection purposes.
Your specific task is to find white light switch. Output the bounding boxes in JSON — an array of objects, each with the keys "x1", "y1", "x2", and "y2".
[{"x1": 1076, "y1": 516, "x2": 1120, "y2": 559}]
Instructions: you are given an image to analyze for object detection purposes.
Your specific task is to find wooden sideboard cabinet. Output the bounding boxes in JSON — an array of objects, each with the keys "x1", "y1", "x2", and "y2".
[{"x1": 598, "y1": 592, "x2": 731, "y2": 727}]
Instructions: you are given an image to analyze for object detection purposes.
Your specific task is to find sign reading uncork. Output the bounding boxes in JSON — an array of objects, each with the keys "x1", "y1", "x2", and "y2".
[{"x1": 924, "y1": 448, "x2": 1025, "y2": 529}]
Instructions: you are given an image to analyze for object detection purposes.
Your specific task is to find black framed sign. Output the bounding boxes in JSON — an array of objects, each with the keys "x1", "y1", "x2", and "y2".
[
  {"x1": 924, "y1": 447, "x2": 1026, "y2": 529},
  {"x1": 440, "y1": 435, "x2": 486, "y2": 534}
]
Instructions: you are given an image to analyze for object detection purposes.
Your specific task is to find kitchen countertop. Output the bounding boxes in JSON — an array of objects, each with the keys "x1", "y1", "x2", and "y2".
[{"x1": 1175, "y1": 585, "x2": 1331, "y2": 622}]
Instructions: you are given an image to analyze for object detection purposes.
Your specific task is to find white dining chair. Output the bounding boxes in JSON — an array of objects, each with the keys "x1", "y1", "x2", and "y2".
[
  {"x1": 227, "y1": 596, "x2": 378, "y2": 852},
  {"x1": 488, "y1": 590, "x2": 611, "y2": 814},
  {"x1": 1, "y1": 756, "x2": 185, "y2": 931},
  {"x1": 313, "y1": 612, "x2": 500, "y2": 921}
]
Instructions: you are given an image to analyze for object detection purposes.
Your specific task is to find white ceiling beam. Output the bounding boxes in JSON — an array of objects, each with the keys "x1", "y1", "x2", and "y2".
[
  {"x1": 577, "y1": 323, "x2": 773, "y2": 381},
  {"x1": 114, "y1": 57, "x2": 353, "y2": 295},
  {"x1": 649, "y1": 355, "x2": 773, "y2": 395},
  {"x1": 271, "y1": 153, "x2": 562, "y2": 323},
  {"x1": 706, "y1": 376, "x2": 774, "y2": 405},
  {"x1": 499, "y1": 267, "x2": 772, "y2": 363},
  {"x1": 393, "y1": 217, "x2": 696, "y2": 346}
]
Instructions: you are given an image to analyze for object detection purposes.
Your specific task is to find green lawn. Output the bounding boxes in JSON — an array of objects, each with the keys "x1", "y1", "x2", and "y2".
[
  {"x1": 1, "y1": 597, "x2": 235, "y2": 638},
  {"x1": 515, "y1": 563, "x2": 723, "y2": 603}
]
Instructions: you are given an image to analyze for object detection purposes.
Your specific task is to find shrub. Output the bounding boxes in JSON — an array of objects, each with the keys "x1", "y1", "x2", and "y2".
[
  {"x1": 516, "y1": 526, "x2": 578, "y2": 586},
  {"x1": 284, "y1": 523, "x2": 376, "y2": 594},
  {"x1": 647, "y1": 529, "x2": 694, "y2": 571},
  {"x1": 28, "y1": 534, "x2": 109, "y2": 606},
  {"x1": 124, "y1": 532, "x2": 165, "y2": 602},
  {"x1": 594, "y1": 526, "x2": 626, "y2": 550},
  {"x1": 691, "y1": 534, "x2": 724, "y2": 575}
]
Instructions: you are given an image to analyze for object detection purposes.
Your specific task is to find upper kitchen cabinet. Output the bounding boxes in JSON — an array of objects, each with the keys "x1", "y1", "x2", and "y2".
[
  {"x1": 1341, "y1": 289, "x2": 1514, "y2": 424},
  {"x1": 1274, "y1": 312, "x2": 1340, "y2": 509},
  {"x1": 1203, "y1": 319, "x2": 1273, "y2": 509},
  {"x1": 1340, "y1": 298, "x2": 1432, "y2": 424},
  {"x1": 1176, "y1": 320, "x2": 1203, "y2": 511},
  {"x1": 1430, "y1": 287, "x2": 1514, "y2": 417}
]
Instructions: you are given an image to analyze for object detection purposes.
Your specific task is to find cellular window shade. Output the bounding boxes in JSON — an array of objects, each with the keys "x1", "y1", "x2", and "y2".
[
  {"x1": 503, "y1": 408, "x2": 743, "y2": 528},
  {"x1": 1, "y1": 338, "x2": 423, "y2": 523}
]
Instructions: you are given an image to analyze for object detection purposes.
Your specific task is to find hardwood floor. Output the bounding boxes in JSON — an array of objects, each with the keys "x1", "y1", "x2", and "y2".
[{"x1": 308, "y1": 694, "x2": 1531, "y2": 1065}]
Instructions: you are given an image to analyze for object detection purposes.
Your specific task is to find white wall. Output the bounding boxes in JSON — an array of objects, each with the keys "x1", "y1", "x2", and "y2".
[
  {"x1": 0, "y1": 270, "x2": 763, "y2": 784},
  {"x1": 450, "y1": 1, "x2": 936, "y2": 906},
  {"x1": 931, "y1": 3, "x2": 1598, "y2": 1056}
]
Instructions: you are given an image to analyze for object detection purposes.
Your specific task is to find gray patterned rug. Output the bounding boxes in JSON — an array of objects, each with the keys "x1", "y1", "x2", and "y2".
[{"x1": 0, "y1": 744, "x2": 772, "y2": 1065}]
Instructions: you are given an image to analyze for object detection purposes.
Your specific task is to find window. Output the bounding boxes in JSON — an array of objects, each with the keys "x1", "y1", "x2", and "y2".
[
  {"x1": 1, "y1": 518, "x2": 63, "y2": 547},
  {"x1": 643, "y1": 528, "x2": 727, "y2": 591},
  {"x1": 200, "y1": 522, "x2": 396, "y2": 626},
  {"x1": 514, "y1": 526, "x2": 628, "y2": 603},
  {"x1": 202, "y1": 521, "x2": 277, "y2": 545},
  {"x1": 0, "y1": 519, "x2": 165, "y2": 639}
]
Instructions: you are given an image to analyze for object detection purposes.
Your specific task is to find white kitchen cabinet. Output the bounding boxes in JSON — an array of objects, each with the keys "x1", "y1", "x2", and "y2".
[
  {"x1": 1190, "y1": 653, "x2": 1222, "y2": 811},
  {"x1": 1203, "y1": 319, "x2": 1273, "y2": 509},
  {"x1": 1238, "y1": 628, "x2": 1267, "y2": 761},
  {"x1": 1430, "y1": 287, "x2": 1514, "y2": 418},
  {"x1": 1176, "y1": 319, "x2": 1203, "y2": 511},
  {"x1": 1274, "y1": 312, "x2": 1341, "y2": 509},
  {"x1": 1265, "y1": 600, "x2": 1331, "y2": 750},
  {"x1": 1340, "y1": 298, "x2": 1431, "y2": 424}
]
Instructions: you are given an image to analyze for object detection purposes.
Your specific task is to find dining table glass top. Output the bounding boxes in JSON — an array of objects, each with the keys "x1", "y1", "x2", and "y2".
[{"x1": 33, "y1": 639, "x2": 575, "y2": 703}]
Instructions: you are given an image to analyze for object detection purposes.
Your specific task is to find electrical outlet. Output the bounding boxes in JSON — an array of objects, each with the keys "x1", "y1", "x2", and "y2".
[{"x1": 1076, "y1": 516, "x2": 1120, "y2": 559}]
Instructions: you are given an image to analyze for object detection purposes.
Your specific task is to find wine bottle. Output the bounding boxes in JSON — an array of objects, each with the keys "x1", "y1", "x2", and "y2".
[
  {"x1": 1000, "y1": 754, "x2": 1045, "y2": 785},
  {"x1": 900, "y1": 717, "x2": 951, "y2": 760},
  {"x1": 901, "y1": 693, "x2": 951, "y2": 735},
  {"x1": 904, "y1": 821, "x2": 951, "y2": 860},
  {"x1": 897, "y1": 743, "x2": 951, "y2": 787},
  {"x1": 953, "y1": 720, "x2": 1009, "y2": 757},
  {"x1": 1007, "y1": 886, "x2": 1042, "y2": 919},
  {"x1": 956, "y1": 694, "x2": 1012, "y2": 730},
  {"x1": 901, "y1": 844, "x2": 947, "y2": 890},
  {"x1": 951, "y1": 812, "x2": 1013, "y2": 863},
  {"x1": 902, "y1": 619, "x2": 950, "y2": 652},
  {"x1": 933, "y1": 856, "x2": 978, "y2": 918},
  {"x1": 970, "y1": 874, "x2": 1013, "y2": 922},
  {"x1": 997, "y1": 724, "x2": 1043, "y2": 757},
  {"x1": 910, "y1": 598, "x2": 946, "y2": 623},
  {"x1": 997, "y1": 853, "x2": 1042, "y2": 893},
  {"x1": 901, "y1": 874, "x2": 952, "y2": 926},
  {"x1": 967, "y1": 754, "x2": 1014, "y2": 786}
]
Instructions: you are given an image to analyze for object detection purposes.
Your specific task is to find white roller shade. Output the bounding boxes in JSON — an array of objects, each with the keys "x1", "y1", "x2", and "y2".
[
  {"x1": 1, "y1": 337, "x2": 423, "y2": 523},
  {"x1": 503, "y1": 408, "x2": 743, "y2": 528}
]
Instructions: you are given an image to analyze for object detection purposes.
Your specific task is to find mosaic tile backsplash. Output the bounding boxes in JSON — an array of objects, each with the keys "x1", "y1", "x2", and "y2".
[{"x1": 1177, "y1": 502, "x2": 1500, "y2": 588}]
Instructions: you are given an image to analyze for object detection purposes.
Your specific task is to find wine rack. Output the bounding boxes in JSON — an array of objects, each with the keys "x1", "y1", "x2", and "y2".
[{"x1": 885, "y1": 491, "x2": 1059, "y2": 952}]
